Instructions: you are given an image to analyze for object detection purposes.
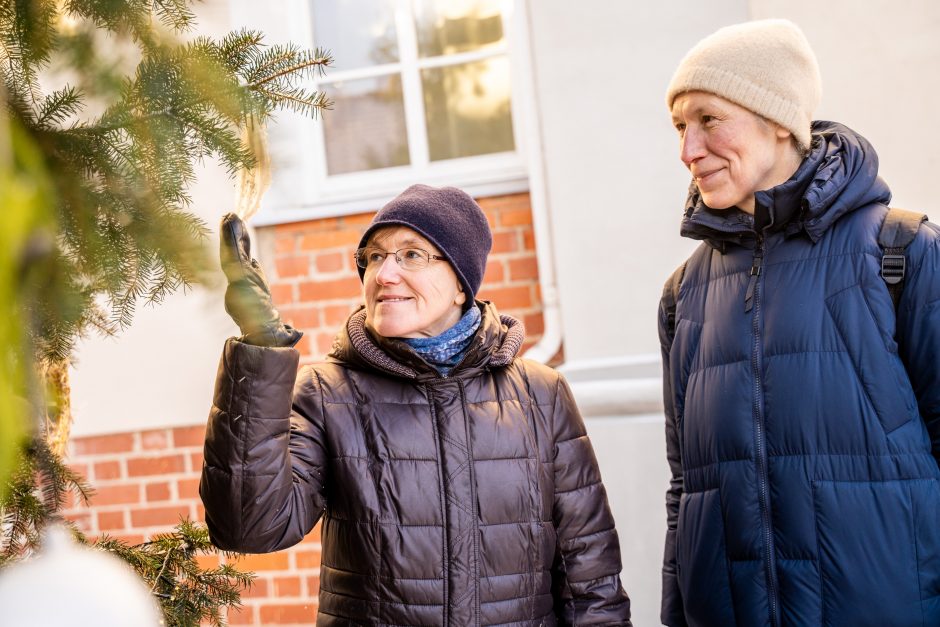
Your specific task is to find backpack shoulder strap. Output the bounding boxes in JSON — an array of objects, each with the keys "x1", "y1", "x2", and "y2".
[
  {"x1": 662, "y1": 260, "x2": 688, "y2": 343},
  {"x1": 878, "y1": 207, "x2": 927, "y2": 309}
]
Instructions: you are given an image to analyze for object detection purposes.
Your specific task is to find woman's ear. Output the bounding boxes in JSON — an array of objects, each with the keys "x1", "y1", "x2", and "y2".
[
  {"x1": 775, "y1": 125, "x2": 793, "y2": 140},
  {"x1": 455, "y1": 287, "x2": 467, "y2": 306}
]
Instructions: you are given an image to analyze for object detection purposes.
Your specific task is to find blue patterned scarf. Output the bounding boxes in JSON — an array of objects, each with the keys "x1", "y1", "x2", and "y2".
[{"x1": 401, "y1": 306, "x2": 482, "y2": 376}]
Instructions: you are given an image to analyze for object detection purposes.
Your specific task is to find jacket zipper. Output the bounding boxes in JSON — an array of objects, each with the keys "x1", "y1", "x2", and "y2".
[
  {"x1": 426, "y1": 386, "x2": 450, "y2": 626},
  {"x1": 746, "y1": 235, "x2": 780, "y2": 626},
  {"x1": 744, "y1": 238, "x2": 763, "y2": 313},
  {"x1": 457, "y1": 380, "x2": 483, "y2": 627}
]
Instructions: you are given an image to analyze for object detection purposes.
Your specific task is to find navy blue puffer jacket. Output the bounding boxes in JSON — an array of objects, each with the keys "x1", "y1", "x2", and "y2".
[{"x1": 659, "y1": 121, "x2": 940, "y2": 626}]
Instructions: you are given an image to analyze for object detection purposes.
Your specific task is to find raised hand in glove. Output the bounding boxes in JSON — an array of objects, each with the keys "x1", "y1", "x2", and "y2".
[{"x1": 220, "y1": 213, "x2": 303, "y2": 347}]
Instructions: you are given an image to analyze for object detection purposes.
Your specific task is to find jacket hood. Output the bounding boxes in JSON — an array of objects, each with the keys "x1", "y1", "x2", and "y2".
[
  {"x1": 680, "y1": 120, "x2": 892, "y2": 248},
  {"x1": 328, "y1": 300, "x2": 525, "y2": 381}
]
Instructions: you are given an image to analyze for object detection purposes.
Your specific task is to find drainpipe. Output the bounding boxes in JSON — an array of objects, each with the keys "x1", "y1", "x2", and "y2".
[{"x1": 512, "y1": 0, "x2": 563, "y2": 364}]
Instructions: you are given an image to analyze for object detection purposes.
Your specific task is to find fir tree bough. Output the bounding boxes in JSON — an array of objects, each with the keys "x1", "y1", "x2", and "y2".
[
  {"x1": 0, "y1": 438, "x2": 93, "y2": 566},
  {"x1": 98, "y1": 520, "x2": 255, "y2": 627},
  {"x1": 1, "y1": 0, "x2": 332, "y2": 363},
  {"x1": 0, "y1": 439, "x2": 255, "y2": 625},
  {"x1": 0, "y1": 0, "x2": 332, "y2": 623}
]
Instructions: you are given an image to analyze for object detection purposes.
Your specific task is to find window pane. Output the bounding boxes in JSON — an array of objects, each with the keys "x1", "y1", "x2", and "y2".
[
  {"x1": 322, "y1": 76, "x2": 410, "y2": 174},
  {"x1": 422, "y1": 56, "x2": 514, "y2": 161},
  {"x1": 312, "y1": 0, "x2": 399, "y2": 70},
  {"x1": 413, "y1": 0, "x2": 505, "y2": 58}
]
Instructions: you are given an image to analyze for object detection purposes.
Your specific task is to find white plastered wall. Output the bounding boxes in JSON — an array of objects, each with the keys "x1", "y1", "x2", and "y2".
[{"x1": 69, "y1": 0, "x2": 240, "y2": 437}]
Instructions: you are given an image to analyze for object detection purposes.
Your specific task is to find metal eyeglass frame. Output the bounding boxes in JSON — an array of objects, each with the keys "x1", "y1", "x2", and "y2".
[{"x1": 354, "y1": 247, "x2": 447, "y2": 271}]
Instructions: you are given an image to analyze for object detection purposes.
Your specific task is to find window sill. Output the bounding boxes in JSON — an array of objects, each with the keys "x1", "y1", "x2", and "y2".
[{"x1": 252, "y1": 155, "x2": 529, "y2": 226}]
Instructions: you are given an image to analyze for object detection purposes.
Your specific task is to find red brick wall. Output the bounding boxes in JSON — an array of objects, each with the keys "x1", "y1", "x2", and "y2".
[{"x1": 62, "y1": 192, "x2": 543, "y2": 626}]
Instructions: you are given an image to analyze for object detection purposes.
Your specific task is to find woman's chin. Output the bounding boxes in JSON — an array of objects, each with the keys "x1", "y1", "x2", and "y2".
[
  {"x1": 368, "y1": 315, "x2": 411, "y2": 339},
  {"x1": 700, "y1": 193, "x2": 733, "y2": 210}
]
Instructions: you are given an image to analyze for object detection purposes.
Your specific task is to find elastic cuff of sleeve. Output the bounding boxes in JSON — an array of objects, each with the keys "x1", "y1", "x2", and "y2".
[{"x1": 240, "y1": 325, "x2": 304, "y2": 348}]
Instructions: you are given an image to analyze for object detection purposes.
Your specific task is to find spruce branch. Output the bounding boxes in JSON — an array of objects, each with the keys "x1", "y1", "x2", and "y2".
[
  {"x1": 255, "y1": 86, "x2": 332, "y2": 118},
  {"x1": 98, "y1": 519, "x2": 255, "y2": 626},
  {"x1": 217, "y1": 28, "x2": 264, "y2": 72},
  {"x1": 35, "y1": 86, "x2": 84, "y2": 128},
  {"x1": 0, "y1": 438, "x2": 93, "y2": 565},
  {"x1": 248, "y1": 54, "x2": 332, "y2": 89},
  {"x1": 3, "y1": 2, "x2": 326, "y2": 615},
  {"x1": 2, "y1": 10, "x2": 334, "y2": 361},
  {"x1": 152, "y1": 0, "x2": 197, "y2": 33},
  {"x1": 1, "y1": 441, "x2": 255, "y2": 625}
]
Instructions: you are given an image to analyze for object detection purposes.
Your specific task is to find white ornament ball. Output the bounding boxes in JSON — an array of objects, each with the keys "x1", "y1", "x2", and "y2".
[{"x1": 0, "y1": 524, "x2": 162, "y2": 626}]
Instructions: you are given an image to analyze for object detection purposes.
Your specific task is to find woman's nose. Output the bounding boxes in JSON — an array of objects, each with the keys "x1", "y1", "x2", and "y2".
[
  {"x1": 680, "y1": 128, "x2": 706, "y2": 166},
  {"x1": 374, "y1": 254, "x2": 401, "y2": 284}
]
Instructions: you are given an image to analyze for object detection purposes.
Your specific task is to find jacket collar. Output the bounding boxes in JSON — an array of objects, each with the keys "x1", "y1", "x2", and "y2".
[
  {"x1": 680, "y1": 121, "x2": 891, "y2": 250},
  {"x1": 329, "y1": 301, "x2": 525, "y2": 381}
]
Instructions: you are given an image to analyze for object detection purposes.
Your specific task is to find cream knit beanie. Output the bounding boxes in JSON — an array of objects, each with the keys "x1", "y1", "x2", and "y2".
[{"x1": 666, "y1": 19, "x2": 822, "y2": 149}]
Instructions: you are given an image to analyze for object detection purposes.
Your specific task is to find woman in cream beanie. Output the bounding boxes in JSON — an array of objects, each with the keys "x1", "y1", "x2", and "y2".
[
  {"x1": 666, "y1": 19, "x2": 820, "y2": 152},
  {"x1": 658, "y1": 18, "x2": 940, "y2": 627}
]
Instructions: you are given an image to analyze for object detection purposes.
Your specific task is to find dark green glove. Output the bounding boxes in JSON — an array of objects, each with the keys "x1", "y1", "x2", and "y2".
[{"x1": 220, "y1": 213, "x2": 302, "y2": 347}]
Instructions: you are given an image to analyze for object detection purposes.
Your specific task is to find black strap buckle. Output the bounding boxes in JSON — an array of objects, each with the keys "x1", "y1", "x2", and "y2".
[{"x1": 881, "y1": 253, "x2": 905, "y2": 285}]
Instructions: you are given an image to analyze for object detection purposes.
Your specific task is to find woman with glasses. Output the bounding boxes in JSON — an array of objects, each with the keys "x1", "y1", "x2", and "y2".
[{"x1": 200, "y1": 184, "x2": 632, "y2": 626}]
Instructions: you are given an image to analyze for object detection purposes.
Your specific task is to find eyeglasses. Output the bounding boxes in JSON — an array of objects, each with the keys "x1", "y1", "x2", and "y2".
[{"x1": 354, "y1": 247, "x2": 446, "y2": 271}]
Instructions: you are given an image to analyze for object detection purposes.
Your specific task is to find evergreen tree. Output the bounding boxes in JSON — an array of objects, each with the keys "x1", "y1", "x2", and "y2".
[
  {"x1": 2, "y1": 0, "x2": 330, "y2": 365},
  {"x1": 0, "y1": 1, "x2": 332, "y2": 623},
  {"x1": 1, "y1": 440, "x2": 255, "y2": 625}
]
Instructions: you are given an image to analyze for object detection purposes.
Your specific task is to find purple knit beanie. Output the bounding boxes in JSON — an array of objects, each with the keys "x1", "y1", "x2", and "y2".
[{"x1": 357, "y1": 184, "x2": 492, "y2": 300}]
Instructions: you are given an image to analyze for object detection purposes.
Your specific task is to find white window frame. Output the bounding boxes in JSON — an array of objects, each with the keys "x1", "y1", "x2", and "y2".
[{"x1": 229, "y1": 0, "x2": 530, "y2": 225}]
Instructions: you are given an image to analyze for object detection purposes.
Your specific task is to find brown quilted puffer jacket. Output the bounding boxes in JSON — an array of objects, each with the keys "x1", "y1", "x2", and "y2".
[{"x1": 200, "y1": 302, "x2": 631, "y2": 626}]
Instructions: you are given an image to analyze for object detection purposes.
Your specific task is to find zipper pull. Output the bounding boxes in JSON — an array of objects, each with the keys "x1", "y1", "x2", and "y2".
[{"x1": 744, "y1": 239, "x2": 764, "y2": 313}]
